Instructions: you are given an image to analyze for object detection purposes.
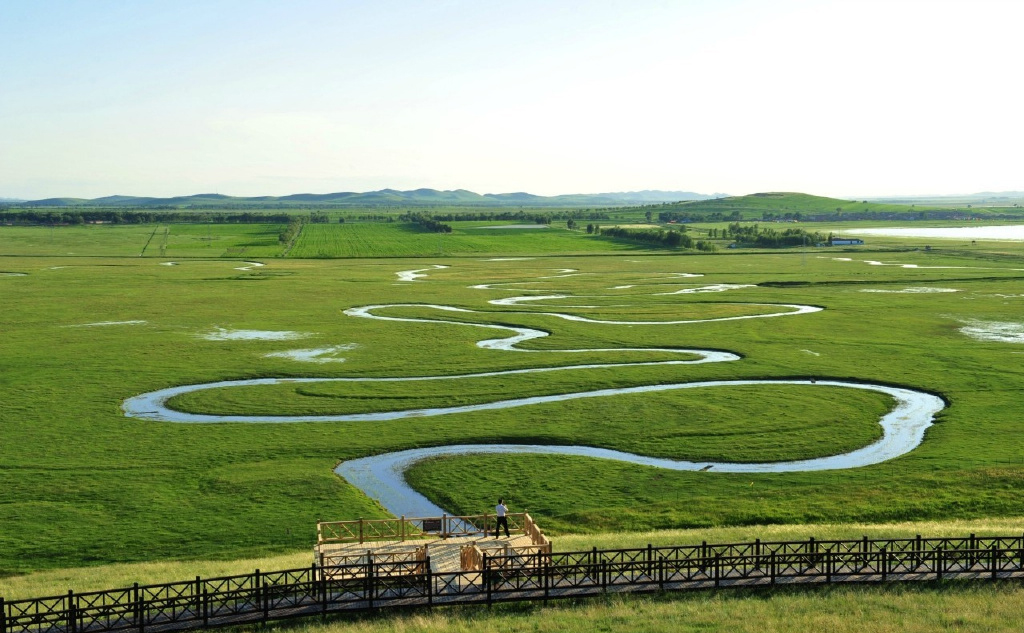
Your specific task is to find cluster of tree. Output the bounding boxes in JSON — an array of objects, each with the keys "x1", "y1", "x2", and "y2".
[
  {"x1": 723, "y1": 223, "x2": 826, "y2": 247},
  {"x1": 657, "y1": 210, "x2": 743, "y2": 223},
  {"x1": 599, "y1": 226, "x2": 693, "y2": 248},
  {"x1": 0, "y1": 209, "x2": 294, "y2": 225},
  {"x1": 308, "y1": 211, "x2": 337, "y2": 224},
  {"x1": 278, "y1": 217, "x2": 304, "y2": 244},
  {"x1": 403, "y1": 213, "x2": 452, "y2": 233}
]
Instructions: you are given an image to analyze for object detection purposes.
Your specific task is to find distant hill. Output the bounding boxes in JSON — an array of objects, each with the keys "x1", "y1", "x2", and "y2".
[
  {"x1": 13, "y1": 189, "x2": 723, "y2": 208},
  {"x1": 864, "y1": 191, "x2": 1024, "y2": 206},
  {"x1": 0, "y1": 197, "x2": 26, "y2": 203},
  {"x1": 653, "y1": 192, "x2": 1019, "y2": 222}
]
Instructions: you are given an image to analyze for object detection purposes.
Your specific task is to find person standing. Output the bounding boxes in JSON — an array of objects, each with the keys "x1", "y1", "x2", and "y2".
[{"x1": 495, "y1": 498, "x2": 510, "y2": 538}]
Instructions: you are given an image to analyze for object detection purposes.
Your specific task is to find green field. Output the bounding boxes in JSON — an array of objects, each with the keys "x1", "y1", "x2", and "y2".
[{"x1": 2, "y1": 212, "x2": 1024, "y2": 592}]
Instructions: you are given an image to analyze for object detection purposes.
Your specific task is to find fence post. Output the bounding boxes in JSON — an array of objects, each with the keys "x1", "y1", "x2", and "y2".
[
  {"x1": 442, "y1": 514, "x2": 448, "y2": 539},
  {"x1": 194, "y1": 576, "x2": 202, "y2": 626},
  {"x1": 543, "y1": 552, "x2": 550, "y2": 603},
  {"x1": 68, "y1": 590, "x2": 77, "y2": 633},
  {"x1": 425, "y1": 556, "x2": 433, "y2": 607},
  {"x1": 401, "y1": 515, "x2": 406, "y2": 542},
  {"x1": 991, "y1": 545, "x2": 998, "y2": 581},
  {"x1": 714, "y1": 554, "x2": 721, "y2": 588},
  {"x1": 770, "y1": 552, "x2": 776, "y2": 585},
  {"x1": 359, "y1": 519, "x2": 364, "y2": 544},
  {"x1": 366, "y1": 556, "x2": 374, "y2": 610},
  {"x1": 647, "y1": 544, "x2": 653, "y2": 579},
  {"x1": 825, "y1": 550, "x2": 832, "y2": 583},
  {"x1": 970, "y1": 533, "x2": 977, "y2": 569},
  {"x1": 880, "y1": 547, "x2": 887, "y2": 582},
  {"x1": 484, "y1": 554, "x2": 492, "y2": 606},
  {"x1": 202, "y1": 584, "x2": 209, "y2": 627},
  {"x1": 937, "y1": 546, "x2": 944, "y2": 581},
  {"x1": 1, "y1": 597, "x2": 6, "y2": 633},
  {"x1": 133, "y1": 583, "x2": 142, "y2": 633},
  {"x1": 658, "y1": 555, "x2": 665, "y2": 590},
  {"x1": 261, "y1": 574, "x2": 269, "y2": 622},
  {"x1": 317, "y1": 562, "x2": 327, "y2": 615}
]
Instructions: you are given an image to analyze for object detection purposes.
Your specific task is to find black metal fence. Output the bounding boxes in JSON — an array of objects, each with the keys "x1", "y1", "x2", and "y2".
[{"x1": 4, "y1": 534, "x2": 1023, "y2": 633}]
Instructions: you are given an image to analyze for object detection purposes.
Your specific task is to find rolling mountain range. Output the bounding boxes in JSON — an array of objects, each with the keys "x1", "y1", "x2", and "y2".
[{"x1": 10, "y1": 189, "x2": 726, "y2": 208}]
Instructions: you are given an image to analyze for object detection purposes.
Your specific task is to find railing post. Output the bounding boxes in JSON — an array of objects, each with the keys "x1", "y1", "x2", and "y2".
[
  {"x1": 714, "y1": 554, "x2": 721, "y2": 587},
  {"x1": 1, "y1": 597, "x2": 6, "y2": 633},
  {"x1": 366, "y1": 556, "x2": 374, "y2": 610},
  {"x1": 318, "y1": 562, "x2": 328, "y2": 615},
  {"x1": 991, "y1": 545, "x2": 998, "y2": 580},
  {"x1": 194, "y1": 576, "x2": 202, "y2": 625},
  {"x1": 647, "y1": 544, "x2": 653, "y2": 579},
  {"x1": 401, "y1": 515, "x2": 405, "y2": 542},
  {"x1": 937, "y1": 546, "x2": 944, "y2": 581},
  {"x1": 202, "y1": 584, "x2": 209, "y2": 627},
  {"x1": 658, "y1": 555, "x2": 665, "y2": 589},
  {"x1": 770, "y1": 552, "x2": 776, "y2": 585},
  {"x1": 825, "y1": 550, "x2": 832, "y2": 583},
  {"x1": 880, "y1": 547, "x2": 887, "y2": 582},
  {"x1": 543, "y1": 552, "x2": 550, "y2": 603},
  {"x1": 68, "y1": 590, "x2": 77, "y2": 633},
  {"x1": 484, "y1": 554, "x2": 492, "y2": 606},
  {"x1": 443, "y1": 514, "x2": 448, "y2": 539},
  {"x1": 426, "y1": 556, "x2": 433, "y2": 607},
  {"x1": 133, "y1": 582, "x2": 142, "y2": 633},
  {"x1": 970, "y1": 533, "x2": 977, "y2": 569},
  {"x1": 359, "y1": 518, "x2": 364, "y2": 544}
]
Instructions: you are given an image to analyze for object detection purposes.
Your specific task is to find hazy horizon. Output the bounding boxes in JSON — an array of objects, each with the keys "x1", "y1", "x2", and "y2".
[{"x1": 3, "y1": 0, "x2": 1022, "y2": 200}]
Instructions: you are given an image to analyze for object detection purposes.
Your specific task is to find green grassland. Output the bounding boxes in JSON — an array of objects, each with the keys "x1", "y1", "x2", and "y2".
[
  {"x1": 2, "y1": 238, "x2": 1024, "y2": 581},
  {"x1": 287, "y1": 222, "x2": 639, "y2": 258},
  {"x1": 0, "y1": 223, "x2": 286, "y2": 258}
]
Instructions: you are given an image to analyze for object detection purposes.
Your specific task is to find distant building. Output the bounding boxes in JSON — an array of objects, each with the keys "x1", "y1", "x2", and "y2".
[{"x1": 830, "y1": 238, "x2": 864, "y2": 246}]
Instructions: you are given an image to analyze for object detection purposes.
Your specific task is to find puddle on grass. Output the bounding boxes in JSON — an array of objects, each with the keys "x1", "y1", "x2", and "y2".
[
  {"x1": 66, "y1": 320, "x2": 147, "y2": 327},
  {"x1": 959, "y1": 320, "x2": 1024, "y2": 343},
  {"x1": 264, "y1": 344, "x2": 358, "y2": 363},
  {"x1": 200, "y1": 328, "x2": 309, "y2": 341},
  {"x1": 860, "y1": 288, "x2": 959, "y2": 294}
]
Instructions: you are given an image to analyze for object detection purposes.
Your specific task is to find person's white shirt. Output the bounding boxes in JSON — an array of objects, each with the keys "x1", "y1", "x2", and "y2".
[{"x1": 496, "y1": 502, "x2": 507, "y2": 516}]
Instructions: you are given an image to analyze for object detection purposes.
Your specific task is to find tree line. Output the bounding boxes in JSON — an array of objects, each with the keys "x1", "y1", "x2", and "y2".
[
  {"x1": 597, "y1": 226, "x2": 716, "y2": 252},
  {"x1": 0, "y1": 209, "x2": 295, "y2": 225},
  {"x1": 723, "y1": 223, "x2": 826, "y2": 247}
]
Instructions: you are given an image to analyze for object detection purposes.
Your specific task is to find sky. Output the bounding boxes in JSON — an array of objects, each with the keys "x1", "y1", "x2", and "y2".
[{"x1": 2, "y1": 0, "x2": 1022, "y2": 200}]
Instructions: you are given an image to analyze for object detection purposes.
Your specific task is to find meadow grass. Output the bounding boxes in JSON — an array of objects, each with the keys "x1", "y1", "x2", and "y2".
[
  {"x1": 287, "y1": 222, "x2": 640, "y2": 258},
  {"x1": 1, "y1": 240, "x2": 1024, "y2": 577}
]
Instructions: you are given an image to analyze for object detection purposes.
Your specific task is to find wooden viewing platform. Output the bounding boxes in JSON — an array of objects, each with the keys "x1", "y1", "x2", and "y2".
[{"x1": 315, "y1": 513, "x2": 552, "y2": 574}]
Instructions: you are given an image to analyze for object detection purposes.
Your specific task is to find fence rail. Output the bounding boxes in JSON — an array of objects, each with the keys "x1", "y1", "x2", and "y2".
[{"x1": 4, "y1": 533, "x2": 1023, "y2": 633}]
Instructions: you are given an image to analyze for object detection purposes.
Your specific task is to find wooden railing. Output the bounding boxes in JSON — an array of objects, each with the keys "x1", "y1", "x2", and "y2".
[
  {"x1": 523, "y1": 512, "x2": 552, "y2": 554},
  {"x1": 318, "y1": 513, "x2": 531, "y2": 544},
  {"x1": 4, "y1": 534, "x2": 1023, "y2": 633},
  {"x1": 318, "y1": 547, "x2": 427, "y2": 577}
]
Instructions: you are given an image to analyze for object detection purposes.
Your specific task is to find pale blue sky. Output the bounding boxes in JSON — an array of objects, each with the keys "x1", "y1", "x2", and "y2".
[{"x1": 2, "y1": 0, "x2": 1021, "y2": 199}]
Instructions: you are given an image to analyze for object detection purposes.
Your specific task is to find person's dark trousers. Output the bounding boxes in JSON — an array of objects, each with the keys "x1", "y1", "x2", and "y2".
[{"x1": 495, "y1": 516, "x2": 509, "y2": 538}]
